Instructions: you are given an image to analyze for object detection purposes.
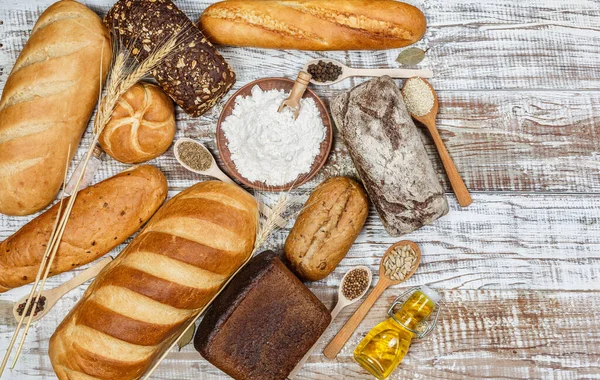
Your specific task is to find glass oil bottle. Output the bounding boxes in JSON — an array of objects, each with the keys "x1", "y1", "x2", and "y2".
[{"x1": 353, "y1": 285, "x2": 441, "y2": 380}]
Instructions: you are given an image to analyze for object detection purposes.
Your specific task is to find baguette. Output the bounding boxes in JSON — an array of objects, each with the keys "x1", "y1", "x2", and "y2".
[
  {"x1": 285, "y1": 177, "x2": 369, "y2": 281},
  {"x1": 49, "y1": 181, "x2": 259, "y2": 380},
  {"x1": 0, "y1": 165, "x2": 167, "y2": 293},
  {"x1": 0, "y1": 0, "x2": 112, "y2": 216},
  {"x1": 199, "y1": 0, "x2": 426, "y2": 51}
]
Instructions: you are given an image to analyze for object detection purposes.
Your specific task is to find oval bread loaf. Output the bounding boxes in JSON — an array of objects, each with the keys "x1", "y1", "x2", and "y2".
[
  {"x1": 0, "y1": 0, "x2": 112, "y2": 216},
  {"x1": 285, "y1": 177, "x2": 369, "y2": 281},
  {"x1": 49, "y1": 181, "x2": 258, "y2": 380},
  {"x1": 99, "y1": 82, "x2": 176, "y2": 164},
  {"x1": 199, "y1": 0, "x2": 426, "y2": 51},
  {"x1": 0, "y1": 165, "x2": 168, "y2": 293}
]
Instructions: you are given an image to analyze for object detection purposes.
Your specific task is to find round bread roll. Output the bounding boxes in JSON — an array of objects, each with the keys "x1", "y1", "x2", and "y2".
[{"x1": 99, "y1": 82, "x2": 176, "y2": 164}]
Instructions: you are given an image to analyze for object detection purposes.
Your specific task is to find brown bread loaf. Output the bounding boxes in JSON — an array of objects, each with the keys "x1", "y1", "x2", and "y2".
[
  {"x1": 105, "y1": 0, "x2": 235, "y2": 117},
  {"x1": 195, "y1": 251, "x2": 331, "y2": 380},
  {"x1": 49, "y1": 181, "x2": 258, "y2": 380},
  {"x1": 199, "y1": 0, "x2": 426, "y2": 51},
  {"x1": 99, "y1": 82, "x2": 176, "y2": 164},
  {"x1": 330, "y1": 76, "x2": 448, "y2": 236},
  {"x1": 0, "y1": 0, "x2": 112, "y2": 216},
  {"x1": 0, "y1": 165, "x2": 167, "y2": 293},
  {"x1": 285, "y1": 177, "x2": 369, "y2": 281}
]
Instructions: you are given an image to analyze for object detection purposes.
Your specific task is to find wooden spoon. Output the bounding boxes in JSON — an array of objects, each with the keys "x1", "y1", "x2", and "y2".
[
  {"x1": 277, "y1": 71, "x2": 312, "y2": 119},
  {"x1": 402, "y1": 77, "x2": 472, "y2": 207},
  {"x1": 322, "y1": 241, "x2": 421, "y2": 359},
  {"x1": 288, "y1": 266, "x2": 373, "y2": 379},
  {"x1": 303, "y1": 58, "x2": 433, "y2": 86},
  {"x1": 12, "y1": 257, "x2": 112, "y2": 324},
  {"x1": 174, "y1": 138, "x2": 288, "y2": 228}
]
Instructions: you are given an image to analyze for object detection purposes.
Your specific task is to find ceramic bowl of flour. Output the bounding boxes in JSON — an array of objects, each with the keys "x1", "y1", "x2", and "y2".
[{"x1": 216, "y1": 77, "x2": 333, "y2": 192}]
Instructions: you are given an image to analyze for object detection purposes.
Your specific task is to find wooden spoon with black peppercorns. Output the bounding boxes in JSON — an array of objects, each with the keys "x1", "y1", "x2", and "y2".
[{"x1": 12, "y1": 257, "x2": 112, "y2": 324}]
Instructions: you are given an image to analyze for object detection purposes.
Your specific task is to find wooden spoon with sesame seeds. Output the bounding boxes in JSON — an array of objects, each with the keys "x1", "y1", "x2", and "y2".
[
  {"x1": 402, "y1": 77, "x2": 472, "y2": 207},
  {"x1": 288, "y1": 266, "x2": 372, "y2": 379},
  {"x1": 322, "y1": 241, "x2": 421, "y2": 360}
]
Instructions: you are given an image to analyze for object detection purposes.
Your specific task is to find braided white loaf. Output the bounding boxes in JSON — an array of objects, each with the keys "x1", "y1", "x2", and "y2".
[
  {"x1": 0, "y1": 0, "x2": 112, "y2": 216},
  {"x1": 49, "y1": 181, "x2": 258, "y2": 380}
]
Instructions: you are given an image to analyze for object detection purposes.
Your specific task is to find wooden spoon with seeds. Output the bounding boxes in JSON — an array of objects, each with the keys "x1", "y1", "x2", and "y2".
[
  {"x1": 322, "y1": 240, "x2": 421, "y2": 359},
  {"x1": 402, "y1": 77, "x2": 472, "y2": 207},
  {"x1": 288, "y1": 266, "x2": 372, "y2": 379}
]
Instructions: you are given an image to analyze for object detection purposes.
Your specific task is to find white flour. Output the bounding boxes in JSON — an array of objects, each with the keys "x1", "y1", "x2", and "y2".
[{"x1": 221, "y1": 85, "x2": 325, "y2": 186}]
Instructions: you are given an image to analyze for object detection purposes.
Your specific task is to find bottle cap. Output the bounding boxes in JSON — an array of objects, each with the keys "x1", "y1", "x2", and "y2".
[{"x1": 420, "y1": 285, "x2": 441, "y2": 303}]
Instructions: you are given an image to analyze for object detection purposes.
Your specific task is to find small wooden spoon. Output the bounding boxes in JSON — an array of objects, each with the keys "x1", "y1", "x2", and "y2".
[
  {"x1": 12, "y1": 257, "x2": 112, "y2": 324},
  {"x1": 288, "y1": 266, "x2": 372, "y2": 379},
  {"x1": 174, "y1": 138, "x2": 288, "y2": 228},
  {"x1": 322, "y1": 241, "x2": 421, "y2": 359},
  {"x1": 402, "y1": 77, "x2": 472, "y2": 207},
  {"x1": 278, "y1": 71, "x2": 312, "y2": 119},
  {"x1": 303, "y1": 58, "x2": 433, "y2": 86}
]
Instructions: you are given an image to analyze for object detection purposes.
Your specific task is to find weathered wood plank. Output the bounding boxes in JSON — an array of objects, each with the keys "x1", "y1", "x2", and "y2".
[
  {"x1": 32, "y1": 88, "x2": 597, "y2": 195},
  {"x1": 4, "y1": 288, "x2": 598, "y2": 379},
  {"x1": 1, "y1": 193, "x2": 598, "y2": 297},
  {"x1": 1, "y1": 0, "x2": 599, "y2": 91}
]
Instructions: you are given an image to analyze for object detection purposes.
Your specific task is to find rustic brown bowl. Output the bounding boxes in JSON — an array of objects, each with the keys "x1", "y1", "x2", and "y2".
[{"x1": 216, "y1": 77, "x2": 333, "y2": 192}]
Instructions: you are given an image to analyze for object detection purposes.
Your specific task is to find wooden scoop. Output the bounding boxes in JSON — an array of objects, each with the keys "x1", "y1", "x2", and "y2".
[
  {"x1": 12, "y1": 257, "x2": 112, "y2": 324},
  {"x1": 278, "y1": 71, "x2": 312, "y2": 119},
  {"x1": 174, "y1": 138, "x2": 288, "y2": 228},
  {"x1": 288, "y1": 266, "x2": 373, "y2": 379},
  {"x1": 322, "y1": 241, "x2": 421, "y2": 359},
  {"x1": 303, "y1": 58, "x2": 433, "y2": 86},
  {"x1": 402, "y1": 77, "x2": 472, "y2": 207}
]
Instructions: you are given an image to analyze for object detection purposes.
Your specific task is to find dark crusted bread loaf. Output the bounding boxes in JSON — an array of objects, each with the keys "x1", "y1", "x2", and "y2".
[
  {"x1": 195, "y1": 251, "x2": 331, "y2": 380},
  {"x1": 105, "y1": 0, "x2": 235, "y2": 117},
  {"x1": 331, "y1": 76, "x2": 448, "y2": 236}
]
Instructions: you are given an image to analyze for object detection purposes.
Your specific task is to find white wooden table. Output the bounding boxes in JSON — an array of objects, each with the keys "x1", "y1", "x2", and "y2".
[{"x1": 1, "y1": 0, "x2": 599, "y2": 379}]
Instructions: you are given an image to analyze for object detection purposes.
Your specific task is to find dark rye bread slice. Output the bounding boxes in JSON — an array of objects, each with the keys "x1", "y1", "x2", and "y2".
[
  {"x1": 330, "y1": 76, "x2": 448, "y2": 236},
  {"x1": 194, "y1": 251, "x2": 331, "y2": 380},
  {"x1": 105, "y1": 0, "x2": 235, "y2": 117}
]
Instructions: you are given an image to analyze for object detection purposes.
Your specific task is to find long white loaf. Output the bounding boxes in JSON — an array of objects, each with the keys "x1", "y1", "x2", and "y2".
[
  {"x1": 0, "y1": 0, "x2": 112, "y2": 216},
  {"x1": 49, "y1": 181, "x2": 259, "y2": 380}
]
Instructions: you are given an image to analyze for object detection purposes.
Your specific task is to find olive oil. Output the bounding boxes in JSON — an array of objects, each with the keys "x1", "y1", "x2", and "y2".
[{"x1": 353, "y1": 286, "x2": 441, "y2": 379}]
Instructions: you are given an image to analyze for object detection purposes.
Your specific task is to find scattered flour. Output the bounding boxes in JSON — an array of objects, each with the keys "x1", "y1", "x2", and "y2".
[{"x1": 221, "y1": 85, "x2": 325, "y2": 186}]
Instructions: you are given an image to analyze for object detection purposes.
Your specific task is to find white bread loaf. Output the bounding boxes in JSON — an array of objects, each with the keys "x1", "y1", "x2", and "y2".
[
  {"x1": 0, "y1": 0, "x2": 112, "y2": 216},
  {"x1": 49, "y1": 181, "x2": 259, "y2": 380}
]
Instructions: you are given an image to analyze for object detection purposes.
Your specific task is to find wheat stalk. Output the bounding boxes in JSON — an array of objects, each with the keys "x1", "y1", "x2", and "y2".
[{"x1": 0, "y1": 32, "x2": 181, "y2": 375}]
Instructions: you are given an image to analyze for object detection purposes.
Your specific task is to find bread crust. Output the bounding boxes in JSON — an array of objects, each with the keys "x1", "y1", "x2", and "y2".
[
  {"x1": 49, "y1": 181, "x2": 259, "y2": 380},
  {"x1": 0, "y1": 0, "x2": 112, "y2": 216},
  {"x1": 285, "y1": 177, "x2": 369, "y2": 281},
  {"x1": 0, "y1": 165, "x2": 168, "y2": 293},
  {"x1": 199, "y1": 0, "x2": 426, "y2": 51},
  {"x1": 99, "y1": 82, "x2": 176, "y2": 164}
]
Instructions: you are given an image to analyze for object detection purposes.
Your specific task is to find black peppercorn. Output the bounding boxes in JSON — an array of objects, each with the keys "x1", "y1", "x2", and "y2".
[{"x1": 307, "y1": 60, "x2": 343, "y2": 83}]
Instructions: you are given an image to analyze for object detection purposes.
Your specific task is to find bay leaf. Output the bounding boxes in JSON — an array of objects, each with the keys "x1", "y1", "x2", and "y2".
[
  {"x1": 396, "y1": 47, "x2": 426, "y2": 66},
  {"x1": 177, "y1": 323, "x2": 196, "y2": 351}
]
